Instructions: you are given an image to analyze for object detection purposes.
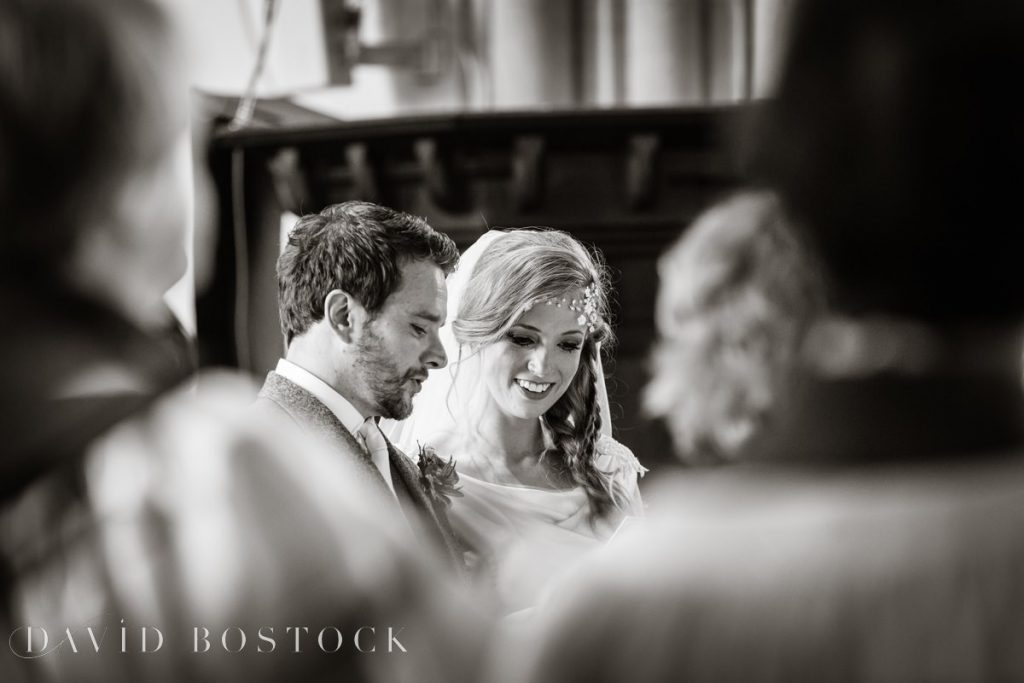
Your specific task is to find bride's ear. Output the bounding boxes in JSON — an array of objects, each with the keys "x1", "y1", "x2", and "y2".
[{"x1": 324, "y1": 289, "x2": 362, "y2": 342}]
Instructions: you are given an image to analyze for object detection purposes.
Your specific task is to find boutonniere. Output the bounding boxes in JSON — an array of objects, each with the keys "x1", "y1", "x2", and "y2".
[{"x1": 416, "y1": 443, "x2": 463, "y2": 509}]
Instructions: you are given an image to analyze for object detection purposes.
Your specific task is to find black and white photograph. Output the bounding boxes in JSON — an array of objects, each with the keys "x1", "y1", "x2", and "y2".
[{"x1": 3, "y1": 1, "x2": 1024, "y2": 681}]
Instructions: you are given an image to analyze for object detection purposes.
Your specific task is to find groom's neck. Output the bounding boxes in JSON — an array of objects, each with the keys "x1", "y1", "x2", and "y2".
[{"x1": 285, "y1": 330, "x2": 367, "y2": 412}]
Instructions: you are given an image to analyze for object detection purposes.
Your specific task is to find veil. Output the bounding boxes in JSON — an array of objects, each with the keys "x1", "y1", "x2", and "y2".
[{"x1": 383, "y1": 230, "x2": 612, "y2": 455}]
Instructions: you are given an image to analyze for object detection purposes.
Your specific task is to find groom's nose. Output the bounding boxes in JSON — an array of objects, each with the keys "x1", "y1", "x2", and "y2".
[{"x1": 424, "y1": 329, "x2": 447, "y2": 369}]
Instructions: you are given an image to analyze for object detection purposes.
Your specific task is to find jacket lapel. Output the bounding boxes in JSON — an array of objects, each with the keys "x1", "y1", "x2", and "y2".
[
  {"x1": 258, "y1": 372, "x2": 465, "y2": 572},
  {"x1": 386, "y1": 440, "x2": 466, "y2": 573}
]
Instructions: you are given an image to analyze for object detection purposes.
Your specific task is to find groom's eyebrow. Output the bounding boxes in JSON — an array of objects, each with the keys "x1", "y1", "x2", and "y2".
[{"x1": 413, "y1": 311, "x2": 443, "y2": 324}]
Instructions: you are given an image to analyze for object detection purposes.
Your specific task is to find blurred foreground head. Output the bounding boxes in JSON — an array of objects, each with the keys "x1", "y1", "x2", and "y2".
[
  {"x1": 0, "y1": 0, "x2": 192, "y2": 316},
  {"x1": 4, "y1": 374, "x2": 491, "y2": 683},
  {"x1": 749, "y1": 0, "x2": 1024, "y2": 322},
  {"x1": 646, "y1": 192, "x2": 822, "y2": 463}
]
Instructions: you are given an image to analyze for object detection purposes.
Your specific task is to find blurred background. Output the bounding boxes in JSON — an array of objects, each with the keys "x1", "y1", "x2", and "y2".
[{"x1": 169, "y1": 0, "x2": 798, "y2": 471}]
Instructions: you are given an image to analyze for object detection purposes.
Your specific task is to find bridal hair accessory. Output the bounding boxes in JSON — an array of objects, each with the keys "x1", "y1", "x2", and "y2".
[
  {"x1": 416, "y1": 443, "x2": 463, "y2": 509},
  {"x1": 523, "y1": 282, "x2": 600, "y2": 332}
]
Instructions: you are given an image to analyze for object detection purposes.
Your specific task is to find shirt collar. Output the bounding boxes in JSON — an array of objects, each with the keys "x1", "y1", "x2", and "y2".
[{"x1": 275, "y1": 358, "x2": 367, "y2": 437}]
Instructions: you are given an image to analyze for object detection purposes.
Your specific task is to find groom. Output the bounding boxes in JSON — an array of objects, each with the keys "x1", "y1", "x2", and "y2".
[{"x1": 255, "y1": 201, "x2": 463, "y2": 567}]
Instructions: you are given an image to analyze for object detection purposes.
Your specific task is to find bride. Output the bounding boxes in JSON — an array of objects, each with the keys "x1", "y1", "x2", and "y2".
[{"x1": 387, "y1": 229, "x2": 645, "y2": 612}]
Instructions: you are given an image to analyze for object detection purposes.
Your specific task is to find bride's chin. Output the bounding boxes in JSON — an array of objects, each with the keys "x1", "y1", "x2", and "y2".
[{"x1": 505, "y1": 400, "x2": 548, "y2": 421}]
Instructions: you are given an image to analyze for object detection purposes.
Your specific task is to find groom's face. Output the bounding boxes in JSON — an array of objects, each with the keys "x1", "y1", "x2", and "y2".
[{"x1": 352, "y1": 258, "x2": 448, "y2": 419}]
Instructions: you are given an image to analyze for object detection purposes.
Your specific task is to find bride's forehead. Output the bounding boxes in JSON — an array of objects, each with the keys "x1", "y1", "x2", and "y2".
[{"x1": 513, "y1": 300, "x2": 585, "y2": 333}]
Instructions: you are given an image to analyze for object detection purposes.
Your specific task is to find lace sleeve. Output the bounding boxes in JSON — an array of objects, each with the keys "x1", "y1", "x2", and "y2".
[{"x1": 595, "y1": 435, "x2": 648, "y2": 516}]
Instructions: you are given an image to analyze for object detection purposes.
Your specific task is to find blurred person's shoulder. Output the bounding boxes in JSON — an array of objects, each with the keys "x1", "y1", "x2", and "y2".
[
  {"x1": 519, "y1": 457, "x2": 1024, "y2": 681},
  {"x1": 5, "y1": 371, "x2": 492, "y2": 681},
  {"x1": 84, "y1": 370, "x2": 398, "y2": 523},
  {"x1": 612, "y1": 454, "x2": 1024, "y2": 591}
]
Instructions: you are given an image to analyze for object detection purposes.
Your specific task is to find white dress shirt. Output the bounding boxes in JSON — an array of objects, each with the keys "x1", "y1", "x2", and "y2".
[{"x1": 275, "y1": 359, "x2": 396, "y2": 495}]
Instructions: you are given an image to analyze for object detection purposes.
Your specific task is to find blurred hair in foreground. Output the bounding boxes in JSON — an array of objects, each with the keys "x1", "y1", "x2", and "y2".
[
  {"x1": 0, "y1": 0, "x2": 190, "y2": 281},
  {"x1": 747, "y1": 0, "x2": 1024, "y2": 322},
  {"x1": 644, "y1": 191, "x2": 822, "y2": 463}
]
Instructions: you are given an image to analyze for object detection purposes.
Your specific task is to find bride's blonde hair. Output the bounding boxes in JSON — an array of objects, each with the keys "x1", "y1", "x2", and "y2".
[{"x1": 452, "y1": 229, "x2": 625, "y2": 518}]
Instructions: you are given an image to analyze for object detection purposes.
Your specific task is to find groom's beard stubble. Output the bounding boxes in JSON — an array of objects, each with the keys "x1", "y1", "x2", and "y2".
[{"x1": 354, "y1": 324, "x2": 421, "y2": 420}]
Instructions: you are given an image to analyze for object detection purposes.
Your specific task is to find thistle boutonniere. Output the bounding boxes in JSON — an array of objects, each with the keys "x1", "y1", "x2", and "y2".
[{"x1": 416, "y1": 443, "x2": 463, "y2": 509}]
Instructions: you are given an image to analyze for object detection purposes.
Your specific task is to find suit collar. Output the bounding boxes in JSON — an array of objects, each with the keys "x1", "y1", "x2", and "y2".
[
  {"x1": 258, "y1": 372, "x2": 393, "y2": 494},
  {"x1": 274, "y1": 358, "x2": 366, "y2": 436}
]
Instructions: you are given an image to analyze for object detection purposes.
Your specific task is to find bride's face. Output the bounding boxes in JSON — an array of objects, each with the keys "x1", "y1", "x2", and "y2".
[{"x1": 479, "y1": 300, "x2": 586, "y2": 422}]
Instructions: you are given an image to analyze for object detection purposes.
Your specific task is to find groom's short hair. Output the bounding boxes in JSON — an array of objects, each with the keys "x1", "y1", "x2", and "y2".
[{"x1": 278, "y1": 201, "x2": 459, "y2": 344}]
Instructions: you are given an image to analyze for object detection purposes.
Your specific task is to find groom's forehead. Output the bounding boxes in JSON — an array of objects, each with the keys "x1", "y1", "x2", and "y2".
[{"x1": 383, "y1": 258, "x2": 447, "y2": 314}]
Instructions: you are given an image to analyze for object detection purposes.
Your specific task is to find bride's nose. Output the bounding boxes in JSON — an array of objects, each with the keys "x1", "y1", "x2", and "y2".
[{"x1": 527, "y1": 347, "x2": 549, "y2": 375}]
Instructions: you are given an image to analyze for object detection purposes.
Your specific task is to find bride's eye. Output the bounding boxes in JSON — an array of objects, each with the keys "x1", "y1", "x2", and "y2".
[
  {"x1": 559, "y1": 341, "x2": 582, "y2": 352},
  {"x1": 506, "y1": 333, "x2": 534, "y2": 347}
]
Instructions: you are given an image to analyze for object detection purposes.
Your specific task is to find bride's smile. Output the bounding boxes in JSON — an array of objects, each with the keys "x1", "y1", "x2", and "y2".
[{"x1": 514, "y1": 379, "x2": 553, "y2": 396}]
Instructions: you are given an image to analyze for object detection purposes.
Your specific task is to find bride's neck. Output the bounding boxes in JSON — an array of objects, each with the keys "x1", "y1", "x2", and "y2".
[{"x1": 471, "y1": 401, "x2": 545, "y2": 465}]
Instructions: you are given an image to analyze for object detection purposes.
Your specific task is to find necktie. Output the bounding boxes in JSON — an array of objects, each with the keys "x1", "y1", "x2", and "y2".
[{"x1": 357, "y1": 418, "x2": 396, "y2": 496}]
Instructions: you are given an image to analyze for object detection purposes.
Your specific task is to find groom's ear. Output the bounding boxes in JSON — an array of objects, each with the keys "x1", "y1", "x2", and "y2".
[{"x1": 324, "y1": 289, "x2": 362, "y2": 343}]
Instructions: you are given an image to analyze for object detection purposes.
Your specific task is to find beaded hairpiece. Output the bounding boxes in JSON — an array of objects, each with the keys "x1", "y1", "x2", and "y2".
[{"x1": 523, "y1": 282, "x2": 601, "y2": 332}]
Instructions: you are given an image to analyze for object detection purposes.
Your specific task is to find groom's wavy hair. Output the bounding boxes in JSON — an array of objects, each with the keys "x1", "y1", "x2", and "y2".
[
  {"x1": 453, "y1": 229, "x2": 625, "y2": 519},
  {"x1": 278, "y1": 201, "x2": 459, "y2": 345}
]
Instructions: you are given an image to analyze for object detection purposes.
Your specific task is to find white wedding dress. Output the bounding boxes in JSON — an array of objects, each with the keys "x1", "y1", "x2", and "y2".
[{"x1": 448, "y1": 433, "x2": 645, "y2": 612}]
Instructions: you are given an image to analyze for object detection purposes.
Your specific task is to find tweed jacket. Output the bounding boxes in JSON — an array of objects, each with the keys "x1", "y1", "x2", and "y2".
[{"x1": 254, "y1": 371, "x2": 465, "y2": 571}]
